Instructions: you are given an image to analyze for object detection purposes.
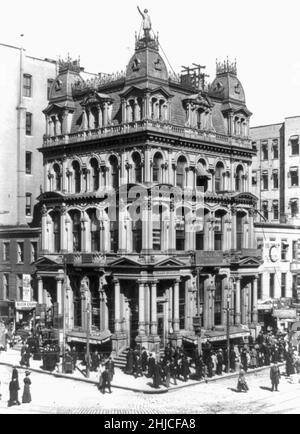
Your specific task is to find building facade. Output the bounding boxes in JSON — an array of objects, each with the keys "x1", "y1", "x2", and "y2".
[
  {"x1": 251, "y1": 117, "x2": 300, "y2": 326},
  {"x1": 0, "y1": 43, "x2": 57, "y2": 323},
  {"x1": 36, "y1": 22, "x2": 262, "y2": 353}
]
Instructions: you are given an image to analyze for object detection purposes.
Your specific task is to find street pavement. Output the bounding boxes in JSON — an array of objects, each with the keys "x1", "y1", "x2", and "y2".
[{"x1": 1, "y1": 360, "x2": 300, "y2": 414}]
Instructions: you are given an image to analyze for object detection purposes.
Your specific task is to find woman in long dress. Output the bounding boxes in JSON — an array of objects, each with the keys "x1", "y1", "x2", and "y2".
[
  {"x1": 22, "y1": 371, "x2": 32, "y2": 403},
  {"x1": 8, "y1": 367, "x2": 20, "y2": 406}
]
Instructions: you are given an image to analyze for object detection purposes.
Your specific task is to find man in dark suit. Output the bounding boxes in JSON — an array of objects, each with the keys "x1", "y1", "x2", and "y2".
[
  {"x1": 100, "y1": 366, "x2": 112, "y2": 394},
  {"x1": 105, "y1": 356, "x2": 115, "y2": 381},
  {"x1": 148, "y1": 353, "x2": 155, "y2": 378},
  {"x1": 270, "y1": 362, "x2": 281, "y2": 391}
]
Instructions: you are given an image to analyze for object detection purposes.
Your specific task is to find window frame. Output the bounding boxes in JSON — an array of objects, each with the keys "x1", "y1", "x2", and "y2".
[
  {"x1": 25, "y1": 192, "x2": 32, "y2": 217},
  {"x1": 23, "y1": 74, "x2": 32, "y2": 97},
  {"x1": 25, "y1": 112, "x2": 32, "y2": 136}
]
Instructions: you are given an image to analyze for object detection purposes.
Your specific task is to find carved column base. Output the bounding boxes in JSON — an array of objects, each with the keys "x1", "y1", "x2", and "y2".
[{"x1": 235, "y1": 313, "x2": 241, "y2": 325}]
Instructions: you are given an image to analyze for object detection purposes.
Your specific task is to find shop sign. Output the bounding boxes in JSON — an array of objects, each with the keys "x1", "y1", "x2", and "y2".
[
  {"x1": 15, "y1": 301, "x2": 37, "y2": 311},
  {"x1": 22, "y1": 274, "x2": 31, "y2": 302}
]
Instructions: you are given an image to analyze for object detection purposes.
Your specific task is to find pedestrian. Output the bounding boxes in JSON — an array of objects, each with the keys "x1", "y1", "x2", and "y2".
[
  {"x1": 148, "y1": 353, "x2": 155, "y2": 378},
  {"x1": 170, "y1": 358, "x2": 178, "y2": 385},
  {"x1": 237, "y1": 369, "x2": 249, "y2": 393},
  {"x1": 250, "y1": 347, "x2": 257, "y2": 369},
  {"x1": 91, "y1": 350, "x2": 100, "y2": 372},
  {"x1": 22, "y1": 371, "x2": 32, "y2": 403},
  {"x1": 8, "y1": 367, "x2": 20, "y2": 407},
  {"x1": 100, "y1": 365, "x2": 112, "y2": 394},
  {"x1": 181, "y1": 355, "x2": 190, "y2": 382},
  {"x1": 216, "y1": 349, "x2": 223, "y2": 375},
  {"x1": 152, "y1": 361, "x2": 161, "y2": 389},
  {"x1": 141, "y1": 347, "x2": 148, "y2": 373},
  {"x1": 164, "y1": 360, "x2": 171, "y2": 388},
  {"x1": 105, "y1": 356, "x2": 115, "y2": 381},
  {"x1": 125, "y1": 348, "x2": 134, "y2": 374},
  {"x1": 270, "y1": 362, "x2": 281, "y2": 392}
]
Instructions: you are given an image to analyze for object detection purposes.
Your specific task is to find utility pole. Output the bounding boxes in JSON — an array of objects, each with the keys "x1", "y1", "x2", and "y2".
[
  {"x1": 226, "y1": 295, "x2": 230, "y2": 373},
  {"x1": 86, "y1": 303, "x2": 91, "y2": 378}
]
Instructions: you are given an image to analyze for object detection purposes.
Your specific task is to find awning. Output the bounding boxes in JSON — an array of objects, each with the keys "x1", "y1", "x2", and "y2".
[
  {"x1": 203, "y1": 326, "x2": 250, "y2": 342},
  {"x1": 182, "y1": 326, "x2": 250, "y2": 344},
  {"x1": 66, "y1": 329, "x2": 111, "y2": 345},
  {"x1": 15, "y1": 301, "x2": 37, "y2": 311}
]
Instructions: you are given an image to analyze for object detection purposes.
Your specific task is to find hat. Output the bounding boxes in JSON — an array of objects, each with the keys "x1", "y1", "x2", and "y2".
[{"x1": 25, "y1": 370, "x2": 31, "y2": 375}]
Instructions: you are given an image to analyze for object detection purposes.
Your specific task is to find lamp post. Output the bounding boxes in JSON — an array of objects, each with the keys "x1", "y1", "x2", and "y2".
[
  {"x1": 226, "y1": 291, "x2": 230, "y2": 373},
  {"x1": 86, "y1": 303, "x2": 91, "y2": 378}
]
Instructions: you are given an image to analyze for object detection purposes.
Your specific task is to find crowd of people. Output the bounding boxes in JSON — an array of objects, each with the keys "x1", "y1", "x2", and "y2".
[{"x1": 122, "y1": 330, "x2": 300, "y2": 389}]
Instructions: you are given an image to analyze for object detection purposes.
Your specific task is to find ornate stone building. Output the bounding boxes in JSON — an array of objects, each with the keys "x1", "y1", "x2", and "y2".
[{"x1": 36, "y1": 19, "x2": 262, "y2": 353}]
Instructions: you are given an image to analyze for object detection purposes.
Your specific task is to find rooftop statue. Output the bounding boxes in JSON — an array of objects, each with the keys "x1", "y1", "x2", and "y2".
[{"x1": 137, "y1": 6, "x2": 152, "y2": 39}]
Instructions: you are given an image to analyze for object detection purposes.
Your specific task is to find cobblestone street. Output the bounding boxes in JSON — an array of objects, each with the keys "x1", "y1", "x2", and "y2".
[{"x1": 1, "y1": 364, "x2": 300, "y2": 414}]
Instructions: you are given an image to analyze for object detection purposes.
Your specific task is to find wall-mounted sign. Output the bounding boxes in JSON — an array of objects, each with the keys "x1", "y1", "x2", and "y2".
[
  {"x1": 15, "y1": 301, "x2": 37, "y2": 311},
  {"x1": 22, "y1": 274, "x2": 31, "y2": 302}
]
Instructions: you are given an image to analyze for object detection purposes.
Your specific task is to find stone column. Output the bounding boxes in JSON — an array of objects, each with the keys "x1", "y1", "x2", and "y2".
[
  {"x1": 221, "y1": 278, "x2": 227, "y2": 326},
  {"x1": 121, "y1": 99, "x2": 126, "y2": 123},
  {"x1": 145, "y1": 283, "x2": 150, "y2": 335},
  {"x1": 37, "y1": 276, "x2": 44, "y2": 304},
  {"x1": 144, "y1": 148, "x2": 151, "y2": 183},
  {"x1": 173, "y1": 279, "x2": 180, "y2": 333},
  {"x1": 114, "y1": 279, "x2": 121, "y2": 333},
  {"x1": 248, "y1": 210, "x2": 255, "y2": 248},
  {"x1": 169, "y1": 199, "x2": 176, "y2": 251},
  {"x1": 248, "y1": 282, "x2": 252, "y2": 324},
  {"x1": 56, "y1": 277, "x2": 63, "y2": 315},
  {"x1": 168, "y1": 285, "x2": 173, "y2": 333},
  {"x1": 235, "y1": 277, "x2": 241, "y2": 325},
  {"x1": 138, "y1": 281, "x2": 146, "y2": 335},
  {"x1": 241, "y1": 283, "x2": 247, "y2": 325},
  {"x1": 209, "y1": 282, "x2": 216, "y2": 330},
  {"x1": 231, "y1": 208, "x2": 237, "y2": 250},
  {"x1": 41, "y1": 206, "x2": 49, "y2": 253},
  {"x1": 252, "y1": 276, "x2": 258, "y2": 324},
  {"x1": 150, "y1": 281, "x2": 157, "y2": 335}
]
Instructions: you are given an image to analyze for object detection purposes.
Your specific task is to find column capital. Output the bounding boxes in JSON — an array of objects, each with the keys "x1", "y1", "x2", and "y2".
[{"x1": 113, "y1": 278, "x2": 120, "y2": 285}]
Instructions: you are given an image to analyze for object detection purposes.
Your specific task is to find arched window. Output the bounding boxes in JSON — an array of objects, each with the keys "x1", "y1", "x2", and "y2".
[
  {"x1": 109, "y1": 155, "x2": 119, "y2": 190},
  {"x1": 87, "y1": 209, "x2": 100, "y2": 251},
  {"x1": 176, "y1": 156, "x2": 187, "y2": 188},
  {"x1": 196, "y1": 159, "x2": 208, "y2": 192},
  {"x1": 51, "y1": 212, "x2": 60, "y2": 253},
  {"x1": 90, "y1": 158, "x2": 99, "y2": 191},
  {"x1": 214, "y1": 210, "x2": 226, "y2": 250},
  {"x1": 195, "y1": 209, "x2": 208, "y2": 250},
  {"x1": 90, "y1": 107, "x2": 99, "y2": 129},
  {"x1": 70, "y1": 210, "x2": 81, "y2": 252},
  {"x1": 52, "y1": 164, "x2": 61, "y2": 191},
  {"x1": 153, "y1": 152, "x2": 163, "y2": 183},
  {"x1": 72, "y1": 161, "x2": 81, "y2": 193},
  {"x1": 132, "y1": 152, "x2": 142, "y2": 183},
  {"x1": 235, "y1": 165, "x2": 244, "y2": 192},
  {"x1": 236, "y1": 212, "x2": 245, "y2": 250},
  {"x1": 215, "y1": 162, "x2": 224, "y2": 192}
]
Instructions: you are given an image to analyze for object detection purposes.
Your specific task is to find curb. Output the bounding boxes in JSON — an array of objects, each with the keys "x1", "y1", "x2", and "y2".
[{"x1": 0, "y1": 359, "x2": 285, "y2": 395}]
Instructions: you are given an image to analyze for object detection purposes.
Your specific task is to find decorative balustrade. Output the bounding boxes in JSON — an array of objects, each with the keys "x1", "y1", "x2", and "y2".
[{"x1": 43, "y1": 119, "x2": 252, "y2": 148}]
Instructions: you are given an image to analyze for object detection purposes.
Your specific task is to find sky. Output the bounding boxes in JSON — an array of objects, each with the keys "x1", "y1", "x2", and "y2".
[{"x1": 1, "y1": 0, "x2": 300, "y2": 127}]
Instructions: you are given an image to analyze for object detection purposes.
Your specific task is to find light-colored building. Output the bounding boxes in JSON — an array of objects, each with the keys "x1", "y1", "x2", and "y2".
[
  {"x1": 0, "y1": 43, "x2": 57, "y2": 324},
  {"x1": 35, "y1": 19, "x2": 262, "y2": 354},
  {"x1": 250, "y1": 117, "x2": 300, "y2": 328}
]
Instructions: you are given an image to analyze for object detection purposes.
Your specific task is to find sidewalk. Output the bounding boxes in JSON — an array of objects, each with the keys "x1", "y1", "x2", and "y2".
[{"x1": 0, "y1": 348, "x2": 285, "y2": 394}]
